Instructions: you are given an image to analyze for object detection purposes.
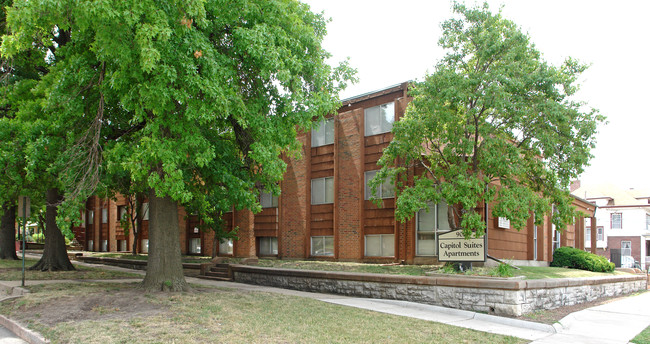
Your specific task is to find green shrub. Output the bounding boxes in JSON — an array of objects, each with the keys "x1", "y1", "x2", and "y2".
[
  {"x1": 550, "y1": 247, "x2": 615, "y2": 272},
  {"x1": 490, "y1": 263, "x2": 514, "y2": 277}
]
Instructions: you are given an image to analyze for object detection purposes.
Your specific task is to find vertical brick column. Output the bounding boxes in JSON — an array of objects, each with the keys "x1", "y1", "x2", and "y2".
[
  {"x1": 108, "y1": 200, "x2": 117, "y2": 251},
  {"x1": 280, "y1": 134, "x2": 310, "y2": 258},
  {"x1": 93, "y1": 196, "x2": 100, "y2": 251},
  {"x1": 590, "y1": 216, "x2": 597, "y2": 254},
  {"x1": 337, "y1": 108, "x2": 363, "y2": 259},
  {"x1": 234, "y1": 209, "x2": 256, "y2": 258}
]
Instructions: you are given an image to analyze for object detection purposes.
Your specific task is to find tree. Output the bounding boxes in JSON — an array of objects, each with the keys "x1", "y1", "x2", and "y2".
[
  {"x1": 2, "y1": 0, "x2": 353, "y2": 290},
  {"x1": 374, "y1": 2, "x2": 604, "y2": 239}
]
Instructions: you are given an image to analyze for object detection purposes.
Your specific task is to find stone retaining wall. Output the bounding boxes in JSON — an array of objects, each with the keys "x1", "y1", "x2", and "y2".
[{"x1": 230, "y1": 265, "x2": 647, "y2": 316}]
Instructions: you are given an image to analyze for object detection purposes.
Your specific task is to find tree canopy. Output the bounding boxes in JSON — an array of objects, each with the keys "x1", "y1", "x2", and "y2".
[
  {"x1": 374, "y1": 2, "x2": 604, "y2": 238},
  {"x1": 1, "y1": 0, "x2": 354, "y2": 289}
]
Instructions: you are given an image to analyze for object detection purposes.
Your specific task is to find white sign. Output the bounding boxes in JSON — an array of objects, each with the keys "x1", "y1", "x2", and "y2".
[
  {"x1": 17, "y1": 196, "x2": 30, "y2": 218},
  {"x1": 438, "y1": 230, "x2": 486, "y2": 262}
]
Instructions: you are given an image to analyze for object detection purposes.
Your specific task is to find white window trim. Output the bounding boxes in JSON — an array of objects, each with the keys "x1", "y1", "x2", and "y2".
[
  {"x1": 311, "y1": 118, "x2": 335, "y2": 147},
  {"x1": 311, "y1": 177, "x2": 334, "y2": 205},
  {"x1": 311, "y1": 236, "x2": 334, "y2": 256},
  {"x1": 364, "y1": 102, "x2": 395, "y2": 136},
  {"x1": 364, "y1": 234, "x2": 395, "y2": 257},
  {"x1": 364, "y1": 170, "x2": 394, "y2": 200}
]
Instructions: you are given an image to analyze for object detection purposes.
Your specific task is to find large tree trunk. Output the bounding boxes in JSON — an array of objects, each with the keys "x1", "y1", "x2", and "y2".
[
  {"x1": 0, "y1": 203, "x2": 19, "y2": 260},
  {"x1": 29, "y1": 189, "x2": 75, "y2": 271},
  {"x1": 141, "y1": 188, "x2": 189, "y2": 292}
]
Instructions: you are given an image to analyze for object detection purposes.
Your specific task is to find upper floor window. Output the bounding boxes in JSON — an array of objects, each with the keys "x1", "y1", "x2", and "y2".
[
  {"x1": 312, "y1": 118, "x2": 334, "y2": 147},
  {"x1": 101, "y1": 208, "x2": 108, "y2": 224},
  {"x1": 311, "y1": 177, "x2": 334, "y2": 205},
  {"x1": 365, "y1": 102, "x2": 394, "y2": 136},
  {"x1": 142, "y1": 203, "x2": 149, "y2": 221},
  {"x1": 260, "y1": 191, "x2": 279, "y2": 208},
  {"x1": 611, "y1": 213, "x2": 622, "y2": 229},
  {"x1": 364, "y1": 170, "x2": 394, "y2": 200}
]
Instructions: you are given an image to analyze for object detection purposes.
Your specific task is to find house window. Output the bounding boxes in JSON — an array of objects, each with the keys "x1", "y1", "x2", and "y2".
[
  {"x1": 611, "y1": 213, "x2": 622, "y2": 229},
  {"x1": 311, "y1": 236, "x2": 334, "y2": 256},
  {"x1": 259, "y1": 237, "x2": 278, "y2": 256},
  {"x1": 365, "y1": 234, "x2": 394, "y2": 257},
  {"x1": 311, "y1": 177, "x2": 334, "y2": 205},
  {"x1": 646, "y1": 214, "x2": 650, "y2": 230},
  {"x1": 219, "y1": 239, "x2": 233, "y2": 255},
  {"x1": 498, "y1": 217, "x2": 510, "y2": 229},
  {"x1": 118, "y1": 205, "x2": 128, "y2": 221},
  {"x1": 87, "y1": 239, "x2": 94, "y2": 251},
  {"x1": 416, "y1": 201, "x2": 451, "y2": 256},
  {"x1": 312, "y1": 118, "x2": 334, "y2": 147},
  {"x1": 80, "y1": 211, "x2": 86, "y2": 228},
  {"x1": 101, "y1": 240, "x2": 108, "y2": 252},
  {"x1": 597, "y1": 226, "x2": 604, "y2": 241},
  {"x1": 142, "y1": 203, "x2": 149, "y2": 221},
  {"x1": 533, "y1": 224, "x2": 538, "y2": 261},
  {"x1": 260, "y1": 191, "x2": 279, "y2": 208},
  {"x1": 141, "y1": 239, "x2": 149, "y2": 253},
  {"x1": 365, "y1": 102, "x2": 395, "y2": 136},
  {"x1": 189, "y1": 238, "x2": 201, "y2": 254},
  {"x1": 101, "y1": 208, "x2": 108, "y2": 224},
  {"x1": 552, "y1": 229, "x2": 560, "y2": 252},
  {"x1": 364, "y1": 170, "x2": 395, "y2": 200},
  {"x1": 87, "y1": 210, "x2": 94, "y2": 225},
  {"x1": 621, "y1": 241, "x2": 631, "y2": 257},
  {"x1": 119, "y1": 240, "x2": 127, "y2": 252},
  {"x1": 585, "y1": 227, "x2": 591, "y2": 242}
]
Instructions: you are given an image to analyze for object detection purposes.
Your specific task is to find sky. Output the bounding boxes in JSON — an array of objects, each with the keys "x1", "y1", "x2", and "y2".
[{"x1": 303, "y1": 0, "x2": 650, "y2": 191}]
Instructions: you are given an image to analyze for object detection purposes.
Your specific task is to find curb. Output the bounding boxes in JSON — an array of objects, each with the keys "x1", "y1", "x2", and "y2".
[{"x1": 0, "y1": 314, "x2": 50, "y2": 344}]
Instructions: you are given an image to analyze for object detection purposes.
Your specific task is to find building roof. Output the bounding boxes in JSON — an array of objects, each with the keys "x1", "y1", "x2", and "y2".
[{"x1": 571, "y1": 183, "x2": 650, "y2": 207}]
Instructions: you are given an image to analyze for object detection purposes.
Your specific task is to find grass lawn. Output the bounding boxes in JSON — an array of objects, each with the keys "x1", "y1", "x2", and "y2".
[
  {"x1": 0, "y1": 258, "x2": 141, "y2": 280},
  {"x1": 0, "y1": 282, "x2": 526, "y2": 344},
  {"x1": 632, "y1": 326, "x2": 650, "y2": 344},
  {"x1": 515, "y1": 266, "x2": 628, "y2": 279}
]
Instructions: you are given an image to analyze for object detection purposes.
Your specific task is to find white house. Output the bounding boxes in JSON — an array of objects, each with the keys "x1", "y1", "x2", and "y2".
[{"x1": 572, "y1": 183, "x2": 650, "y2": 270}]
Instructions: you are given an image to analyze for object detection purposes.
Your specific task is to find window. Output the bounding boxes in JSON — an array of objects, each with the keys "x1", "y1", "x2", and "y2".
[
  {"x1": 498, "y1": 217, "x2": 510, "y2": 229},
  {"x1": 87, "y1": 210, "x2": 94, "y2": 225},
  {"x1": 87, "y1": 239, "x2": 94, "y2": 251},
  {"x1": 611, "y1": 213, "x2": 622, "y2": 229},
  {"x1": 312, "y1": 118, "x2": 334, "y2": 147},
  {"x1": 416, "y1": 201, "x2": 451, "y2": 256},
  {"x1": 80, "y1": 211, "x2": 86, "y2": 228},
  {"x1": 364, "y1": 170, "x2": 395, "y2": 200},
  {"x1": 189, "y1": 238, "x2": 201, "y2": 254},
  {"x1": 141, "y1": 239, "x2": 149, "y2": 253},
  {"x1": 259, "y1": 237, "x2": 278, "y2": 256},
  {"x1": 118, "y1": 240, "x2": 127, "y2": 252},
  {"x1": 597, "y1": 226, "x2": 604, "y2": 241},
  {"x1": 365, "y1": 234, "x2": 394, "y2": 257},
  {"x1": 101, "y1": 208, "x2": 108, "y2": 224},
  {"x1": 219, "y1": 239, "x2": 233, "y2": 255},
  {"x1": 533, "y1": 218, "x2": 538, "y2": 261},
  {"x1": 101, "y1": 240, "x2": 108, "y2": 252},
  {"x1": 260, "y1": 191, "x2": 279, "y2": 208},
  {"x1": 585, "y1": 227, "x2": 591, "y2": 242},
  {"x1": 552, "y1": 229, "x2": 560, "y2": 252},
  {"x1": 311, "y1": 177, "x2": 334, "y2": 205},
  {"x1": 118, "y1": 205, "x2": 128, "y2": 221},
  {"x1": 365, "y1": 102, "x2": 395, "y2": 136},
  {"x1": 646, "y1": 214, "x2": 650, "y2": 230},
  {"x1": 621, "y1": 241, "x2": 632, "y2": 257},
  {"x1": 142, "y1": 203, "x2": 149, "y2": 221},
  {"x1": 311, "y1": 236, "x2": 334, "y2": 256}
]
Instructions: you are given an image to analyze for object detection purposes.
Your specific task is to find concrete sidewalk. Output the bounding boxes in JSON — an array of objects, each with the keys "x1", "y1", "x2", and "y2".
[{"x1": 3, "y1": 255, "x2": 649, "y2": 343}]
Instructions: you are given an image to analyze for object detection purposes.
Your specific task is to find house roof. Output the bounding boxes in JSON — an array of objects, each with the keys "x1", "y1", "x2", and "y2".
[{"x1": 571, "y1": 183, "x2": 650, "y2": 207}]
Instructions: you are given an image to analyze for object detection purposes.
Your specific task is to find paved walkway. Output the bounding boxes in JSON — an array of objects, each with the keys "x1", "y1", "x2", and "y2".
[{"x1": 2, "y1": 255, "x2": 649, "y2": 343}]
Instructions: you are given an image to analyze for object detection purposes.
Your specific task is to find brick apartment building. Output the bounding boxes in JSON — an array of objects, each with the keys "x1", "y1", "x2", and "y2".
[{"x1": 73, "y1": 83, "x2": 596, "y2": 265}]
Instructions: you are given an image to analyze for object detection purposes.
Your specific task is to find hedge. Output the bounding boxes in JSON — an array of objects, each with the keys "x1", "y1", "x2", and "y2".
[{"x1": 550, "y1": 246, "x2": 615, "y2": 272}]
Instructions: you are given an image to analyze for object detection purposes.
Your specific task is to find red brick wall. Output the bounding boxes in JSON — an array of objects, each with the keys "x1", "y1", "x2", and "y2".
[
  {"x1": 280, "y1": 133, "x2": 310, "y2": 258},
  {"x1": 608, "y1": 236, "x2": 642, "y2": 264}
]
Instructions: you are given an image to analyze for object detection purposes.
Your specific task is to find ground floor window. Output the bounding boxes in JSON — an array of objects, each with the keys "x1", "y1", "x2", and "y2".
[
  {"x1": 219, "y1": 239, "x2": 233, "y2": 255},
  {"x1": 118, "y1": 240, "x2": 127, "y2": 251},
  {"x1": 101, "y1": 240, "x2": 108, "y2": 252},
  {"x1": 552, "y1": 229, "x2": 560, "y2": 253},
  {"x1": 365, "y1": 234, "x2": 394, "y2": 257},
  {"x1": 597, "y1": 227, "x2": 604, "y2": 241},
  {"x1": 533, "y1": 224, "x2": 538, "y2": 261},
  {"x1": 621, "y1": 241, "x2": 631, "y2": 257},
  {"x1": 259, "y1": 237, "x2": 278, "y2": 256},
  {"x1": 141, "y1": 239, "x2": 149, "y2": 253},
  {"x1": 87, "y1": 239, "x2": 94, "y2": 251},
  {"x1": 189, "y1": 238, "x2": 201, "y2": 254},
  {"x1": 416, "y1": 201, "x2": 451, "y2": 256},
  {"x1": 311, "y1": 236, "x2": 334, "y2": 256}
]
